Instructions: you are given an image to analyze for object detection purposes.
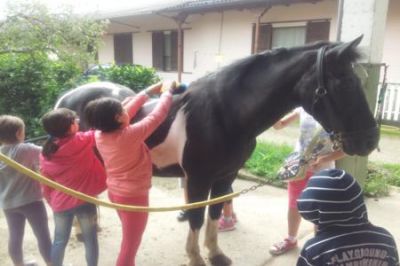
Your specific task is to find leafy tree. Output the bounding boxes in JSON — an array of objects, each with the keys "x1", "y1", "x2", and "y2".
[
  {"x1": 0, "y1": 1, "x2": 108, "y2": 138},
  {"x1": 0, "y1": 1, "x2": 108, "y2": 69}
]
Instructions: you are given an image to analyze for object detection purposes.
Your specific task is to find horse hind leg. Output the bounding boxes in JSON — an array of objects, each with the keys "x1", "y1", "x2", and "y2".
[
  {"x1": 186, "y1": 228, "x2": 206, "y2": 266},
  {"x1": 204, "y1": 180, "x2": 234, "y2": 266},
  {"x1": 185, "y1": 178, "x2": 209, "y2": 266}
]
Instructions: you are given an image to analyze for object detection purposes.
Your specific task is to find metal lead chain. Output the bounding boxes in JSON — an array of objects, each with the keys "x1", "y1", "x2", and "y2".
[{"x1": 239, "y1": 181, "x2": 269, "y2": 195}]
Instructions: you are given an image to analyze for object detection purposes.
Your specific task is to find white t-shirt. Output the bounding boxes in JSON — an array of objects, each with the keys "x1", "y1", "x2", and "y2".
[{"x1": 295, "y1": 108, "x2": 335, "y2": 171}]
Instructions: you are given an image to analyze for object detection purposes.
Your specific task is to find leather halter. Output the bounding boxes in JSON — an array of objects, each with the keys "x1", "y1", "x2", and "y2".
[{"x1": 311, "y1": 46, "x2": 377, "y2": 150}]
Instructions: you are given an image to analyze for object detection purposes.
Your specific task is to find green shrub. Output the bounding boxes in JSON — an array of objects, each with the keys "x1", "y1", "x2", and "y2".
[
  {"x1": 81, "y1": 64, "x2": 160, "y2": 93},
  {"x1": 364, "y1": 163, "x2": 390, "y2": 197},
  {"x1": 0, "y1": 53, "x2": 80, "y2": 138},
  {"x1": 379, "y1": 163, "x2": 400, "y2": 187}
]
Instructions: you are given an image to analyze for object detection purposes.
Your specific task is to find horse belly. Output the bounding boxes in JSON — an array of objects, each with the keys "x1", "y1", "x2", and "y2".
[{"x1": 150, "y1": 108, "x2": 187, "y2": 168}]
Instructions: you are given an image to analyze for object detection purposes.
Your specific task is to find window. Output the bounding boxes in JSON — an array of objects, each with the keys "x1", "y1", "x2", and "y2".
[
  {"x1": 252, "y1": 20, "x2": 330, "y2": 54},
  {"x1": 114, "y1": 33, "x2": 133, "y2": 65},
  {"x1": 271, "y1": 26, "x2": 306, "y2": 49},
  {"x1": 152, "y1": 30, "x2": 181, "y2": 71}
]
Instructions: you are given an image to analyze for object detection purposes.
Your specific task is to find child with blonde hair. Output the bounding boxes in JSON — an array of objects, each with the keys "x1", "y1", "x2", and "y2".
[{"x1": 0, "y1": 115, "x2": 52, "y2": 266}]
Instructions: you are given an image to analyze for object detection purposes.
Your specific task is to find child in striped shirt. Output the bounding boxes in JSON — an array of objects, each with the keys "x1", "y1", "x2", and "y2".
[{"x1": 297, "y1": 169, "x2": 399, "y2": 266}]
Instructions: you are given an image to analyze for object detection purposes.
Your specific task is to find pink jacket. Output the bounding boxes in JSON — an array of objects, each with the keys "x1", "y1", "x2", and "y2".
[
  {"x1": 40, "y1": 131, "x2": 107, "y2": 212},
  {"x1": 95, "y1": 91, "x2": 173, "y2": 197}
]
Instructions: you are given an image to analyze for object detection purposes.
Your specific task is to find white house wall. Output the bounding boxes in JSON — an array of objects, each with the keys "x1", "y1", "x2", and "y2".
[
  {"x1": 98, "y1": 34, "x2": 114, "y2": 64},
  {"x1": 383, "y1": 0, "x2": 400, "y2": 83},
  {"x1": 133, "y1": 32, "x2": 153, "y2": 67},
  {"x1": 99, "y1": 1, "x2": 338, "y2": 75},
  {"x1": 98, "y1": 0, "x2": 398, "y2": 84}
]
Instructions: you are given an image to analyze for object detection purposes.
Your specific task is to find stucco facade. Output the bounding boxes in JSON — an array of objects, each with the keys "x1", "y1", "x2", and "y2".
[{"x1": 98, "y1": 0, "x2": 399, "y2": 83}]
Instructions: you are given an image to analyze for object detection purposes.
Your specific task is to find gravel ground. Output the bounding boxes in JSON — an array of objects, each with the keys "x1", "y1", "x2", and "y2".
[{"x1": 0, "y1": 126, "x2": 398, "y2": 266}]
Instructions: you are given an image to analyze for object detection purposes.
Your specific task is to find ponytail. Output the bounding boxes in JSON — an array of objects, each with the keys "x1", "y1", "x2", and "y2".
[
  {"x1": 41, "y1": 108, "x2": 77, "y2": 160},
  {"x1": 42, "y1": 136, "x2": 59, "y2": 160}
]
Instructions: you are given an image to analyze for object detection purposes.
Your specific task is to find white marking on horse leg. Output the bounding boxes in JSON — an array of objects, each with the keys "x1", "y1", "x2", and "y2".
[
  {"x1": 204, "y1": 216, "x2": 222, "y2": 258},
  {"x1": 205, "y1": 216, "x2": 232, "y2": 265},
  {"x1": 186, "y1": 229, "x2": 206, "y2": 266}
]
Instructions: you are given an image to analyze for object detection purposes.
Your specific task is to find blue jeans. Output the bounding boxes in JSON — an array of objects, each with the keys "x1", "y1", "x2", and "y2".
[{"x1": 51, "y1": 203, "x2": 98, "y2": 266}]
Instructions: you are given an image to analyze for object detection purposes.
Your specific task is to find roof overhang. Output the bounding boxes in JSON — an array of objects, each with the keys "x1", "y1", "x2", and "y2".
[{"x1": 99, "y1": 0, "x2": 325, "y2": 20}]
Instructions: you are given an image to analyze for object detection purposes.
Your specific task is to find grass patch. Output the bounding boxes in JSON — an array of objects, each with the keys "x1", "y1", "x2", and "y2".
[
  {"x1": 380, "y1": 125, "x2": 400, "y2": 137},
  {"x1": 244, "y1": 141, "x2": 400, "y2": 198},
  {"x1": 244, "y1": 141, "x2": 292, "y2": 187}
]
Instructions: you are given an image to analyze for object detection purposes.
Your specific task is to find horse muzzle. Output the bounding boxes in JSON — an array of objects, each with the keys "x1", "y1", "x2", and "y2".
[{"x1": 334, "y1": 126, "x2": 380, "y2": 156}]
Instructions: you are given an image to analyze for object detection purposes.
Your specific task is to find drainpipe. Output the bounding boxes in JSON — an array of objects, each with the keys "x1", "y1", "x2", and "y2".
[
  {"x1": 336, "y1": 0, "x2": 344, "y2": 41},
  {"x1": 173, "y1": 13, "x2": 188, "y2": 82},
  {"x1": 254, "y1": 6, "x2": 270, "y2": 53}
]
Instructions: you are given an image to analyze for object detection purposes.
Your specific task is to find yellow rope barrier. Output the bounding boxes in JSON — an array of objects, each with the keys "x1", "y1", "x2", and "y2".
[{"x1": 0, "y1": 152, "x2": 240, "y2": 212}]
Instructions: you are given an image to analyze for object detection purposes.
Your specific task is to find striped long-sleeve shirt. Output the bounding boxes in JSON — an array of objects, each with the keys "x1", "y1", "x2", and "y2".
[{"x1": 297, "y1": 169, "x2": 399, "y2": 266}]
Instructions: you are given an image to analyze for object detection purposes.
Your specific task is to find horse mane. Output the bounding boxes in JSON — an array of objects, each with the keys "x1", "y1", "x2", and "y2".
[{"x1": 179, "y1": 39, "x2": 362, "y2": 129}]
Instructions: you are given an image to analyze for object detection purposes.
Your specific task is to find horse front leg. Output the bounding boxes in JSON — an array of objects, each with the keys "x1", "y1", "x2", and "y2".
[{"x1": 204, "y1": 180, "x2": 234, "y2": 266}]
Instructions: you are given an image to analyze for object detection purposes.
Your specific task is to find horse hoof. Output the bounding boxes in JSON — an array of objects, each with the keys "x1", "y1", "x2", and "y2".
[
  {"x1": 209, "y1": 254, "x2": 232, "y2": 266},
  {"x1": 188, "y1": 258, "x2": 207, "y2": 266},
  {"x1": 188, "y1": 261, "x2": 206, "y2": 266}
]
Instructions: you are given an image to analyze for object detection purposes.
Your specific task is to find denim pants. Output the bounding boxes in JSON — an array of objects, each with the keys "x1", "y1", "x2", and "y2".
[{"x1": 51, "y1": 203, "x2": 98, "y2": 266}]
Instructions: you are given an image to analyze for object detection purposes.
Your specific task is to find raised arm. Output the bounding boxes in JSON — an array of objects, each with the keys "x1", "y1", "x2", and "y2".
[
  {"x1": 122, "y1": 82, "x2": 163, "y2": 119},
  {"x1": 273, "y1": 110, "x2": 300, "y2": 130},
  {"x1": 127, "y1": 81, "x2": 178, "y2": 140}
]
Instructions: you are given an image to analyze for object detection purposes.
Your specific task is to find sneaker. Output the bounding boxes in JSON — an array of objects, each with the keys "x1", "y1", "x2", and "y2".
[
  {"x1": 23, "y1": 260, "x2": 38, "y2": 266},
  {"x1": 177, "y1": 210, "x2": 189, "y2": 222},
  {"x1": 269, "y1": 238, "x2": 297, "y2": 255},
  {"x1": 232, "y1": 212, "x2": 238, "y2": 224},
  {"x1": 218, "y1": 217, "x2": 235, "y2": 232}
]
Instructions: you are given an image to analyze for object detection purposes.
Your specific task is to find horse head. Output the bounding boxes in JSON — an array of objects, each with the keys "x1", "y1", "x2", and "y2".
[{"x1": 298, "y1": 36, "x2": 379, "y2": 156}]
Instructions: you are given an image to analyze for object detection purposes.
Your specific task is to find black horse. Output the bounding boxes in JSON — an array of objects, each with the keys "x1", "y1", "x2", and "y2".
[{"x1": 55, "y1": 36, "x2": 379, "y2": 266}]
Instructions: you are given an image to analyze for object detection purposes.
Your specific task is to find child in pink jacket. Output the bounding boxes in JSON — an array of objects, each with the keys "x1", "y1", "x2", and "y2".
[
  {"x1": 84, "y1": 81, "x2": 176, "y2": 266},
  {"x1": 40, "y1": 108, "x2": 107, "y2": 266}
]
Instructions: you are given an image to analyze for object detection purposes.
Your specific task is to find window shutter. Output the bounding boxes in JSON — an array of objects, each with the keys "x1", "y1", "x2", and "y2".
[
  {"x1": 252, "y1": 24, "x2": 272, "y2": 53},
  {"x1": 114, "y1": 33, "x2": 133, "y2": 65},
  {"x1": 152, "y1": 32, "x2": 164, "y2": 70},
  {"x1": 171, "y1": 31, "x2": 178, "y2": 71},
  {"x1": 306, "y1": 21, "x2": 330, "y2": 43}
]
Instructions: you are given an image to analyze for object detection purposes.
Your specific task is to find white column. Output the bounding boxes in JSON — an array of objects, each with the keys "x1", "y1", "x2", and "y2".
[
  {"x1": 336, "y1": 0, "x2": 390, "y2": 183},
  {"x1": 340, "y1": 0, "x2": 389, "y2": 63}
]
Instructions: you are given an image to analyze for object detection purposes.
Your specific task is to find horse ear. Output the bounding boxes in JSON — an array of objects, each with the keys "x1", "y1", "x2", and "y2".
[{"x1": 329, "y1": 35, "x2": 363, "y2": 61}]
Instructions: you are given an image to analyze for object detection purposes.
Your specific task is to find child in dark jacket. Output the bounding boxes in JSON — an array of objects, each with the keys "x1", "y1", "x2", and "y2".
[{"x1": 297, "y1": 169, "x2": 399, "y2": 266}]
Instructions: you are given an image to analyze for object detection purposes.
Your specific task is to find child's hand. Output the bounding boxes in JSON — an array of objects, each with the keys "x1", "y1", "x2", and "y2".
[
  {"x1": 309, "y1": 156, "x2": 324, "y2": 171},
  {"x1": 144, "y1": 82, "x2": 163, "y2": 96},
  {"x1": 273, "y1": 120, "x2": 285, "y2": 130},
  {"x1": 160, "y1": 80, "x2": 178, "y2": 93}
]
